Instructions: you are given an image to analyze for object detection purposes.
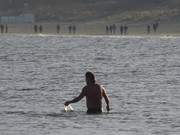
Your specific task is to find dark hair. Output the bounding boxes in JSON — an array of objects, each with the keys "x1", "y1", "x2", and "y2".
[{"x1": 85, "y1": 72, "x2": 95, "y2": 84}]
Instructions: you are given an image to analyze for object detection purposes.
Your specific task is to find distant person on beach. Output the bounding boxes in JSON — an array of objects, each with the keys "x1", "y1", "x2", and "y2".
[
  {"x1": 34, "y1": 25, "x2": 38, "y2": 33},
  {"x1": 153, "y1": 22, "x2": 159, "y2": 33},
  {"x1": 57, "y1": 24, "x2": 60, "y2": 33},
  {"x1": 68, "y1": 25, "x2": 72, "y2": 34},
  {"x1": 72, "y1": 25, "x2": 76, "y2": 34},
  {"x1": 0, "y1": 24, "x2": 4, "y2": 33},
  {"x1": 39, "y1": 25, "x2": 43, "y2": 33},
  {"x1": 5, "y1": 24, "x2": 8, "y2": 33},
  {"x1": 147, "y1": 25, "x2": 151, "y2": 34},
  {"x1": 64, "y1": 72, "x2": 110, "y2": 114},
  {"x1": 120, "y1": 25, "x2": 123, "y2": 35},
  {"x1": 153, "y1": 23, "x2": 156, "y2": 32},
  {"x1": 106, "y1": 25, "x2": 109, "y2": 34},
  {"x1": 109, "y1": 25, "x2": 113, "y2": 34},
  {"x1": 124, "y1": 25, "x2": 128, "y2": 35}
]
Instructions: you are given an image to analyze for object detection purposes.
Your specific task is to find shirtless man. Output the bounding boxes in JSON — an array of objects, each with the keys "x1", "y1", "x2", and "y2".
[{"x1": 64, "y1": 72, "x2": 110, "y2": 114}]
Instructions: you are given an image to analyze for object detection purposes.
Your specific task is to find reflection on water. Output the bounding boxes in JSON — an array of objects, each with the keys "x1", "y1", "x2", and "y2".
[{"x1": 0, "y1": 34, "x2": 180, "y2": 135}]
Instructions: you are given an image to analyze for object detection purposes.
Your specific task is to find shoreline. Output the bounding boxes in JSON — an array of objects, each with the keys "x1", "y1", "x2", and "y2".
[{"x1": 1, "y1": 33, "x2": 180, "y2": 38}]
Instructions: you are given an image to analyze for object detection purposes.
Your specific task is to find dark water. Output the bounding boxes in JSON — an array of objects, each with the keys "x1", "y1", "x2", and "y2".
[{"x1": 0, "y1": 34, "x2": 180, "y2": 135}]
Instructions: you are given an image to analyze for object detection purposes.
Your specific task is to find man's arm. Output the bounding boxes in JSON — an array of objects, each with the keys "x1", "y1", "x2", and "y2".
[
  {"x1": 101, "y1": 86, "x2": 110, "y2": 111},
  {"x1": 64, "y1": 88, "x2": 86, "y2": 106}
]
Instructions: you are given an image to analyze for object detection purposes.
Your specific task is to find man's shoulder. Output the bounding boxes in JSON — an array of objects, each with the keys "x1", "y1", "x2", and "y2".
[
  {"x1": 95, "y1": 83, "x2": 104, "y2": 89},
  {"x1": 95, "y1": 83, "x2": 101, "y2": 87},
  {"x1": 83, "y1": 84, "x2": 103, "y2": 89}
]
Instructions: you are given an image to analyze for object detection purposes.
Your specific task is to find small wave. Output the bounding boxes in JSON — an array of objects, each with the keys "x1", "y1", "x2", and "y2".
[
  {"x1": 4, "y1": 111, "x2": 54, "y2": 118},
  {"x1": 17, "y1": 88, "x2": 37, "y2": 91},
  {"x1": 4, "y1": 111, "x2": 26, "y2": 115},
  {"x1": 3, "y1": 110, "x2": 81, "y2": 118}
]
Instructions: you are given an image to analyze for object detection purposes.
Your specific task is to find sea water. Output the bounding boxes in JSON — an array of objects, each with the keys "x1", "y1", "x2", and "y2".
[{"x1": 0, "y1": 34, "x2": 180, "y2": 135}]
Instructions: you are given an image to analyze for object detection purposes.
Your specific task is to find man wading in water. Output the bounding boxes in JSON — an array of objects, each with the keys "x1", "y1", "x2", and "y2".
[{"x1": 64, "y1": 72, "x2": 110, "y2": 114}]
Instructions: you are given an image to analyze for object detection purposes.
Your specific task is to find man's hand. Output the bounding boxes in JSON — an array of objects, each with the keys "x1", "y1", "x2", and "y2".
[
  {"x1": 106, "y1": 105, "x2": 110, "y2": 112},
  {"x1": 64, "y1": 101, "x2": 70, "y2": 106}
]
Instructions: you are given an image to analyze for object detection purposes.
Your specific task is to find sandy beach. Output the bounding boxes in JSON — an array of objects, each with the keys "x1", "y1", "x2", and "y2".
[{"x1": 1, "y1": 21, "x2": 180, "y2": 36}]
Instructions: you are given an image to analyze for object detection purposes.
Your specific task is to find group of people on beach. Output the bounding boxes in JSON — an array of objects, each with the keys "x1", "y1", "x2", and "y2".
[
  {"x1": 106, "y1": 24, "x2": 128, "y2": 35},
  {"x1": 1, "y1": 23, "x2": 160, "y2": 35},
  {"x1": 68, "y1": 24, "x2": 76, "y2": 34},
  {"x1": 147, "y1": 22, "x2": 159, "y2": 34},
  {"x1": 0, "y1": 24, "x2": 8, "y2": 33},
  {"x1": 34, "y1": 24, "x2": 43, "y2": 33},
  {"x1": 33, "y1": 24, "x2": 77, "y2": 34}
]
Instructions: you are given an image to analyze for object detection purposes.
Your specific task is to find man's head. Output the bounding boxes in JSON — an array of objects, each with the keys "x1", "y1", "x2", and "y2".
[{"x1": 85, "y1": 72, "x2": 95, "y2": 85}]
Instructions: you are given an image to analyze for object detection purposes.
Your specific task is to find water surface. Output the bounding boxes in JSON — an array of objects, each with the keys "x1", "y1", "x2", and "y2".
[{"x1": 0, "y1": 34, "x2": 180, "y2": 135}]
